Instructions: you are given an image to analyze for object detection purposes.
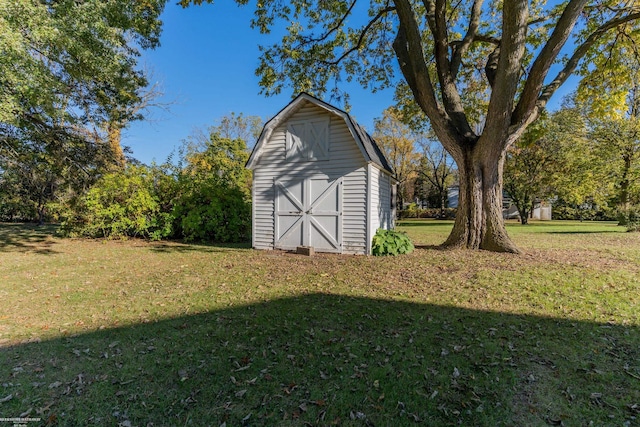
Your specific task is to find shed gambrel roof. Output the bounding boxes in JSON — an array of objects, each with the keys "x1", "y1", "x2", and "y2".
[{"x1": 246, "y1": 93, "x2": 395, "y2": 176}]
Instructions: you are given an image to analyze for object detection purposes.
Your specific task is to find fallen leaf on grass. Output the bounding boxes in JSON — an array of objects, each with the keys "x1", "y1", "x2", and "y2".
[
  {"x1": 235, "y1": 389, "x2": 247, "y2": 398},
  {"x1": 283, "y1": 383, "x2": 297, "y2": 394},
  {"x1": 48, "y1": 381, "x2": 62, "y2": 389},
  {"x1": 36, "y1": 402, "x2": 54, "y2": 415},
  {"x1": 452, "y1": 368, "x2": 460, "y2": 378},
  {"x1": 350, "y1": 411, "x2": 366, "y2": 420},
  {"x1": 0, "y1": 394, "x2": 13, "y2": 403},
  {"x1": 241, "y1": 412, "x2": 251, "y2": 425}
]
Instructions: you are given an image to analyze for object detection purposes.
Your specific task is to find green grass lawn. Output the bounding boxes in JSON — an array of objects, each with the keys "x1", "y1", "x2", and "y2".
[{"x1": 0, "y1": 221, "x2": 638, "y2": 426}]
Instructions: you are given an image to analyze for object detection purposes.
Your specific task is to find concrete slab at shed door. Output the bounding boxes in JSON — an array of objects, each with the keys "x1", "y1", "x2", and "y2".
[{"x1": 275, "y1": 177, "x2": 342, "y2": 253}]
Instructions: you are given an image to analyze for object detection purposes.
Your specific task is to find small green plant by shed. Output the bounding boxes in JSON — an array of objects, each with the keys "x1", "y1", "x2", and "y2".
[{"x1": 371, "y1": 228, "x2": 414, "y2": 256}]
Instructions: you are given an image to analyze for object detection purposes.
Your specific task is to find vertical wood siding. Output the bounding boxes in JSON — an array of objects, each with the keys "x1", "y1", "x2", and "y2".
[{"x1": 251, "y1": 101, "x2": 368, "y2": 254}]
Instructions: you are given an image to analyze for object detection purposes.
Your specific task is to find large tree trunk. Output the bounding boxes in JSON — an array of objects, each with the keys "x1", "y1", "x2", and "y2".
[{"x1": 443, "y1": 145, "x2": 520, "y2": 253}]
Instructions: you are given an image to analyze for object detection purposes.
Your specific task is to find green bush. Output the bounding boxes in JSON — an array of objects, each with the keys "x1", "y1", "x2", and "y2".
[
  {"x1": 172, "y1": 180, "x2": 250, "y2": 243},
  {"x1": 371, "y1": 228, "x2": 414, "y2": 256},
  {"x1": 61, "y1": 165, "x2": 175, "y2": 240},
  {"x1": 552, "y1": 203, "x2": 616, "y2": 221},
  {"x1": 617, "y1": 206, "x2": 640, "y2": 232},
  {"x1": 62, "y1": 162, "x2": 251, "y2": 243},
  {"x1": 398, "y1": 206, "x2": 457, "y2": 219}
]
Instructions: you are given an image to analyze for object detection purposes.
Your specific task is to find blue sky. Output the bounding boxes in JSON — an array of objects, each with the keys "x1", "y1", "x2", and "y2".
[
  {"x1": 123, "y1": 2, "x2": 396, "y2": 164},
  {"x1": 123, "y1": 2, "x2": 576, "y2": 165}
]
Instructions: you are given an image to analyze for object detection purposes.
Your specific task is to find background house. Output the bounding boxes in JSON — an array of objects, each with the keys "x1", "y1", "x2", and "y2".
[{"x1": 246, "y1": 93, "x2": 396, "y2": 254}]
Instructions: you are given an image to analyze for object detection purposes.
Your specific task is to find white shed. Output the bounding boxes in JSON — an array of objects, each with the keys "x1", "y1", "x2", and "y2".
[{"x1": 246, "y1": 93, "x2": 397, "y2": 255}]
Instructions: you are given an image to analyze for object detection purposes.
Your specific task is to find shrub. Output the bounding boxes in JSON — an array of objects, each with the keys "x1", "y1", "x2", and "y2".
[
  {"x1": 172, "y1": 180, "x2": 251, "y2": 243},
  {"x1": 371, "y1": 228, "x2": 414, "y2": 256},
  {"x1": 553, "y1": 204, "x2": 617, "y2": 221},
  {"x1": 617, "y1": 206, "x2": 640, "y2": 232},
  {"x1": 404, "y1": 203, "x2": 420, "y2": 218},
  {"x1": 398, "y1": 206, "x2": 457, "y2": 219},
  {"x1": 61, "y1": 165, "x2": 175, "y2": 240}
]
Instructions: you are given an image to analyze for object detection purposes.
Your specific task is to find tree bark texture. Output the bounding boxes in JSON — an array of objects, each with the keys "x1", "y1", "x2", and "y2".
[{"x1": 443, "y1": 145, "x2": 520, "y2": 253}]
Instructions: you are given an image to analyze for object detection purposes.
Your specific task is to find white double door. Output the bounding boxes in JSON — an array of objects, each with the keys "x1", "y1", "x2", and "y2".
[{"x1": 275, "y1": 177, "x2": 342, "y2": 253}]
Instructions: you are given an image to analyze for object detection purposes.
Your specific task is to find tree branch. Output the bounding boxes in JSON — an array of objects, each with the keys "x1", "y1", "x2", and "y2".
[
  {"x1": 474, "y1": 34, "x2": 501, "y2": 45},
  {"x1": 450, "y1": 0, "x2": 484, "y2": 79},
  {"x1": 483, "y1": 0, "x2": 528, "y2": 146},
  {"x1": 318, "y1": 6, "x2": 395, "y2": 66},
  {"x1": 300, "y1": 1, "x2": 358, "y2": 45},
  {"x1": 538, "y1": 10, "x2": 640, "y2": 108},
  {"x1": 392, "y1": 0, "x2": 467, "y2": 158},
  {"x1": 426, "y1": 0, "x2": 475, "y2": 140},
  {"x1": 513, "y1": 0, "x2": 588, "y2": 125}
]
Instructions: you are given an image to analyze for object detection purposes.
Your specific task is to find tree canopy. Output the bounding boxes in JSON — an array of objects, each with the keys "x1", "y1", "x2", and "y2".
[
  {"x1": 373, "y1": 107, "x2": 420, "y2": 207},
  {"x1": 0, "y1": 0, "x2": 167, "y2": 158},
  {"x1": 578, "y1": 58, "x2": 640, "y2": 210},
  {"x1": 1, "y1": 0, "x2": 168, "y2": 222},
  {"x1": 182, "y1": 0, "x2": 640, "y2": 252}
]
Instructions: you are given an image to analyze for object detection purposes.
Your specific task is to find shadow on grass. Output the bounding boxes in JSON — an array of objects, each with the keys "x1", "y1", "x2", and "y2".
[
  {"x1": 414, "y1": 244, "x2": 445, "y2": 250},
  {"x1": 1, "y1": 294, "x2": 638, "y2": 426},
  {"x1": 0, "y1": 223, "x2": 59, "y2": 254}
]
